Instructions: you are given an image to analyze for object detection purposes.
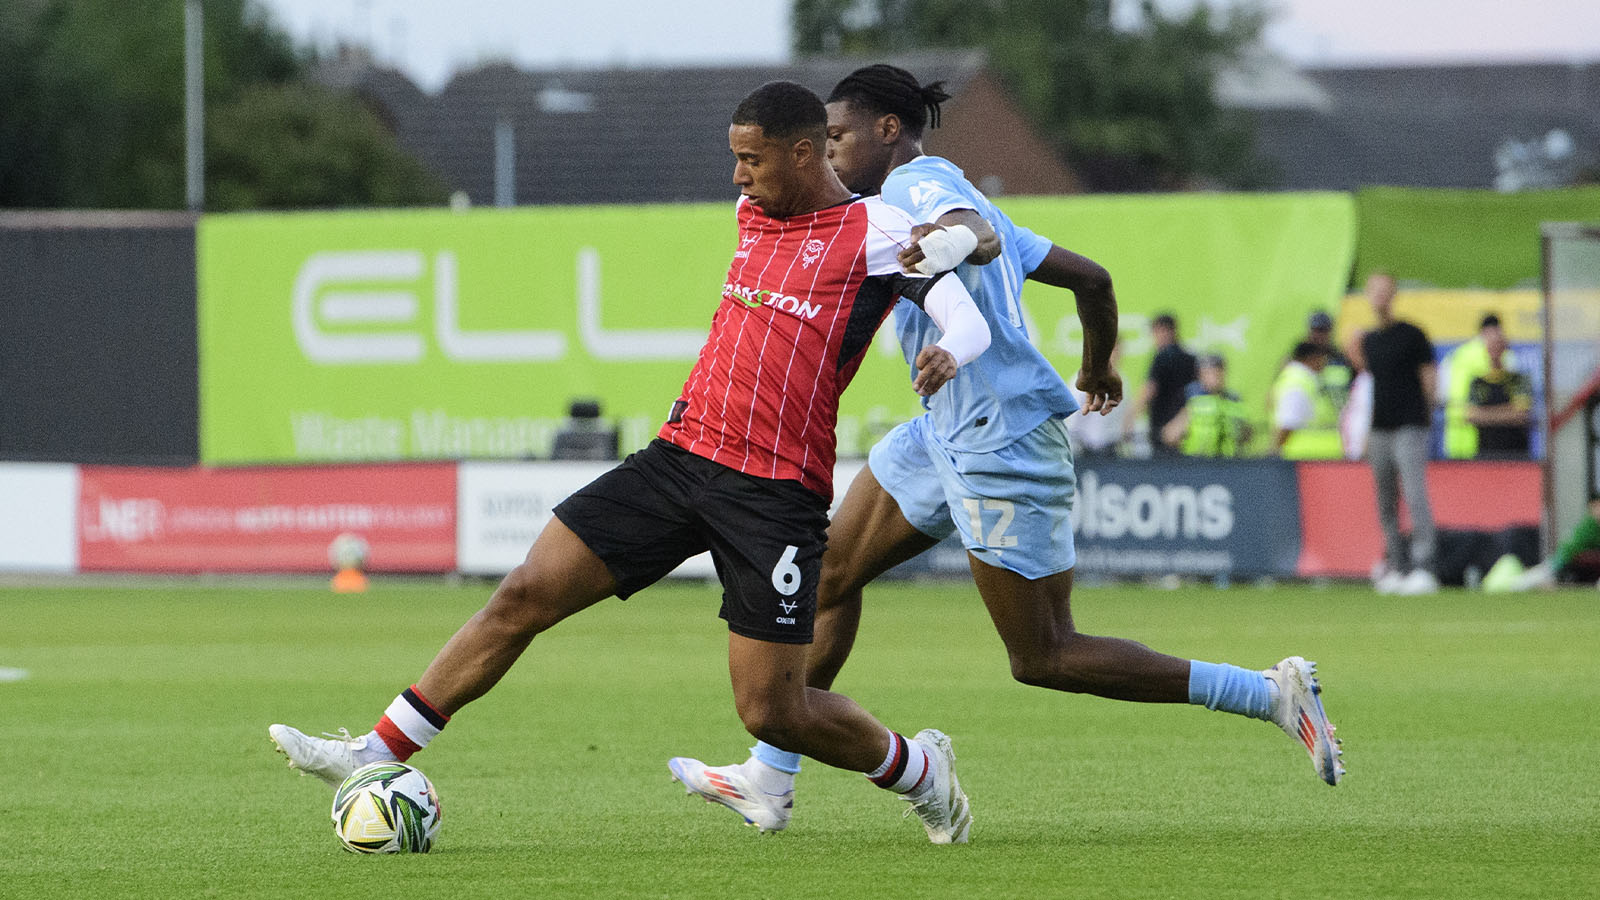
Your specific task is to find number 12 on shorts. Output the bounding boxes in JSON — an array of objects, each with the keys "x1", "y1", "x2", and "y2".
[{"x1": 961, "y1": 498, "x2": 1018, "y2": 548}]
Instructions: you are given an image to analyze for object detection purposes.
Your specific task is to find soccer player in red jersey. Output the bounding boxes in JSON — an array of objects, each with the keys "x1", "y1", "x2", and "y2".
[{"x1": 269, "y1": 81, "x2": 990, "y2": 844}]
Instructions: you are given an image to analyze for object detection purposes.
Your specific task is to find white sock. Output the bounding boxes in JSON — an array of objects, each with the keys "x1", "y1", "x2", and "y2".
[
  {"x1": 356, "y1": 730, "x2": 398, "y2": 766},
  {"x1": 867, "y1": 731, "x2": 931, "y2": 794},
  {"x1": 743, "y1": 757, "x2": 796, "y2": 796}
]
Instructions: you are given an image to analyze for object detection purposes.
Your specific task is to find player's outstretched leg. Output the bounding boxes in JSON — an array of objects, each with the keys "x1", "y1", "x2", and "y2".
[
  {"x1": 1264, "y1": 656, "x2": 1344, "y2": 785},
  {"x1": 972, "y1": 561, "x2": 1345, "y2": 785},
  {"x1": 667, "y1": 755, "x2": 794, "y2": 833},
  {"x1": 269, "y1": 518, "x2": 616, "y2": 789}
]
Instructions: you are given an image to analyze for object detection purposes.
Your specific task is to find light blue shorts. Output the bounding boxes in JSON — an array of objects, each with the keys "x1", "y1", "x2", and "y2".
[{"x1": 868, "y1": 414, "x2": 1077, "y2": 579}]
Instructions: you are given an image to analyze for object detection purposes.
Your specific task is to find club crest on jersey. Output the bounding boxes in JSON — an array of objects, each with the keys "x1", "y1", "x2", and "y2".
[
  {"x1": 800, "y1": 238, "x2": 826, "y2": 268},
  {"x1": 722, "y1": 281, "x2": 822, "y2": 320}
]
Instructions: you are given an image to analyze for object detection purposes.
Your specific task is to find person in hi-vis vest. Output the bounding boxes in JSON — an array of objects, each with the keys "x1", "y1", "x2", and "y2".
[
  {"x1": 1440, "y1": 314, "x2": 1501, "y2": 459},
  {"x1": 1274, "y1": 342, "x2": 1343, "y2": 458},
  {"x1": 1305, "y1": 310, "x2": 1353, "y2": 407},
  {"x1": 1162, "y1": 354, "x2": 1250, "y2": 456}
]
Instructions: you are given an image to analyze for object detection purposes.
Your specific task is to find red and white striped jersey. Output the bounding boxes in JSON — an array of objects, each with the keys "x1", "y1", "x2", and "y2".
[{"x1": 659, "y1": 195, "x2": 944, "y2": 500}]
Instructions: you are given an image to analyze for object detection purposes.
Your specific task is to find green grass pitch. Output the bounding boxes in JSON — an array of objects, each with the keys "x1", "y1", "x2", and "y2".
[{"x1": 4, "y1": 578, "x2": 1596, "y2": 898}]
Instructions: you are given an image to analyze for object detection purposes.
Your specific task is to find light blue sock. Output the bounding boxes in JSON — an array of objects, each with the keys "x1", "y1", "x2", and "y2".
[
  {"x1": 752, "y1": 741, "x2": 802, "y2": 774},
  {"x1": 1188, "y1": 660, "x2": 1275, "y2": 721}
]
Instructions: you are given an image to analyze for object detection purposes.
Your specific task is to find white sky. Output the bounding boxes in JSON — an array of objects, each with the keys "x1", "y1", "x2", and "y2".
[{"x1": 257, "y1": 0, "x2": 1600, "y2": 92}]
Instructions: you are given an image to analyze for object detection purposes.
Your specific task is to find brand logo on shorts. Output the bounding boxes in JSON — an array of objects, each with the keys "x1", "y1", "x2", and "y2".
[
  {"x1": 800, "y1": 238, "x2": 826, "y2": 268},
  {"x1": 778, "y1": 599, "x2": 798, "y2": 615}
]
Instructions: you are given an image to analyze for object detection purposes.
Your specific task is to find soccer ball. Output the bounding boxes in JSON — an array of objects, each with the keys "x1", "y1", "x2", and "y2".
[
  {"x1": 328, "y1": 533, "x2": 370, "y2": 571},
  {"x1": 331, "y1": 761, "x2": 442, "y2": 853}
]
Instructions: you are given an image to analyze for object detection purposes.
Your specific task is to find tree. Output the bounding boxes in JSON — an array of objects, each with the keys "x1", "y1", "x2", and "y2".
[
  {"x1": 0, "y1": 0, "x2": 441, "y2": 209},
  {"x1": 208, "y1": 83, "x2": 445, "y2": 210},
  {"x1": 794, "y1": 0, "x2": 1270, "y2": 191}
]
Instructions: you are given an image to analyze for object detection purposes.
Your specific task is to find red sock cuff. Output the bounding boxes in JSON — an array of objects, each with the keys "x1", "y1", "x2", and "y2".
[{"x1": 373, "y1": 716, "x2": 420, "y2": 761}]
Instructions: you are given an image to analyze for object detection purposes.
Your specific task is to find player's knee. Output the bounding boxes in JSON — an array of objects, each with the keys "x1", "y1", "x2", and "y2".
[
  {"x1": 1007, "y1": 651, "x2": 1058, "y2": 688},
  {"x1": 1006, "y1": 635, "x2": 1085, "y2": 690},
  {"x1": 734, "y1": 694, "x2": 801, "y2": 748}
]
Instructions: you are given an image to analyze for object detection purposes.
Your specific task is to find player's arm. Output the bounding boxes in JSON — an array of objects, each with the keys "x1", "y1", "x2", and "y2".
[
  {"x1": 896, "y1": 272, "x2": 991, "y2": 397},
  {"x1": 897, "y1": 209, "x2": 1002, "y2": 273},
  {"x1": 1029, "y1": 245, "x2": 1122, "y2": 414}
]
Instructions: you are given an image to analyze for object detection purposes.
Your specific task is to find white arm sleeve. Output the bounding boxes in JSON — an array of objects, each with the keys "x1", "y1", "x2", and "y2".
[{"x1": 921, "y1": 274, "x2": 991, "y2": 366}]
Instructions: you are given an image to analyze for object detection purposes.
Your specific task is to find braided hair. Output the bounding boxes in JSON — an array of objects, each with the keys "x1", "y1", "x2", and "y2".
[{"x1": 827, "y1": 64, "x2": 951, "y2": 137}]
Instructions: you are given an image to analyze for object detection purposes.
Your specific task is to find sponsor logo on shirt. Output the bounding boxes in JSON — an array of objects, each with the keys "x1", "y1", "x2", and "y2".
[{"x1": 722, "y1": 281, "x2": 822, "y2": 320}]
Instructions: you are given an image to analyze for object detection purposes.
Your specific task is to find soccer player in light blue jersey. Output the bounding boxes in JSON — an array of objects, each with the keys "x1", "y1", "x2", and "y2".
[{"x1": 668, "y1": 65, "x2": 1343, "y2": 836}]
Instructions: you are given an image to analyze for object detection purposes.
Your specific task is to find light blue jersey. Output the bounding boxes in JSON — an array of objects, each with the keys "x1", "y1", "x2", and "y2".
[
  {"x1": 879, "y1": 156, "x2": 1079, "y2": 453},
  {"x1": 869, "y1": 156, "x2": 1080, "y2": 579}
]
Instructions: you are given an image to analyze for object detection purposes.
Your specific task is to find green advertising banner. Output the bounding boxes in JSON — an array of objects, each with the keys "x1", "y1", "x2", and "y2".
[
  {"x1": 1355, "y1": 186, "x2": 1600, "y2": 290},
  {"x1": 199, "y1": 193, "x2": 1355, "y2": 465},
  {"x1": 1001, "y1": 191, "x2": 1356, "y2": 445}
]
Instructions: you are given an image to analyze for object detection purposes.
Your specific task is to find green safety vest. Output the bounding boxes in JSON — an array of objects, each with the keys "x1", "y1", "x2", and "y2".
[
  {"x1": 1273, "y1": 363, "x2": 1342, "y2": 459},
  {"x1": 1320, "y1": 363, "x2": 1353, "y2": 405},
  {"x1": 1181, "y1": 392, "x2": 1247, "y2": 457},
  {"x1": 1444, "y1": 337, "x2": 1491, "y2": 459}
]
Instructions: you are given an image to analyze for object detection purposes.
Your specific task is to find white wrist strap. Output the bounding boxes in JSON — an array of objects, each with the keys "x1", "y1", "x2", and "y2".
[{"x1": 913, "y1": 224, "x2": 979, "y2": 275}]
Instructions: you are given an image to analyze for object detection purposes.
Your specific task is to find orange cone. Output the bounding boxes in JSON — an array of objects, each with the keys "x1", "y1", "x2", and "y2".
[{"x1": 332, "y1": 567, "x2": 369, "y2": 593}]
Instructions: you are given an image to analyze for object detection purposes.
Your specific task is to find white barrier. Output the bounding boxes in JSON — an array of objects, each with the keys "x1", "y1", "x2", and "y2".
[
  {"x1": 0, "y1": 463, "x2": 79, "y2": 572},
  {"x1": 456, "y1": 458, "x2": 867, "y2": 577}
]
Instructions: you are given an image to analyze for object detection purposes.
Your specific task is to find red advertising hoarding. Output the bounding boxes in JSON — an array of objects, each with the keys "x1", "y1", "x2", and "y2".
[
  {"x1": 1295, "y1": 460, "x2": 1541, "y2": 577},
  {"x1": 78, "y1": 465, "x2": 456, "y2": 572}
]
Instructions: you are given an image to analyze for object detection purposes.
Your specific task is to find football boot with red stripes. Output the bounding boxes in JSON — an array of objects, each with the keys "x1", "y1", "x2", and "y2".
[
  {"x1": 668, "y1": 756, "x2": 793, "y2": 833},
  {"x1": 268, "y1": 724, "x2": 371, "y2": 788},
  {"x1": 902, "y1": 729, "x2": 972, "y2": 844},
  {"x1": 1265, "y1": 657, "x2": 1344, "y2": 785}
]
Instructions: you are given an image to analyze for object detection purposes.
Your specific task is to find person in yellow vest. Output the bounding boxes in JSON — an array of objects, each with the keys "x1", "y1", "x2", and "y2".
[
  {"x1": 1441, "y1": 314, "x2": 1500, "y2": 459},
  {"x1": 1273, "y1": 342, "x2": 1343, "y2": 458},
  {"x1": 1305, "y1": 310, "x2": 1354, "y2": 408},
  {"x1": 1162, "y1": 354, "x2": 1251, "y2": 456}
]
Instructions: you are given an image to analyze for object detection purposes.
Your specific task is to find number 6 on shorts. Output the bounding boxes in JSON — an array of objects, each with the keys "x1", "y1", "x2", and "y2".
[{"x1": 770, "y1": 544, "x2": 801, "y2": 596}]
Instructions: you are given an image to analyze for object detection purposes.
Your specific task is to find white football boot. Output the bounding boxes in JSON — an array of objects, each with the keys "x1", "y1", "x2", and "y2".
[
  {"x1": 1264, "y1": 657, "x2": 1344, "y2": 786},
  {"x1": 668, "y1": 757, "x2": 793, "y2": 833},
  {"x1": 901, "y1": 729, "x2": 972, "y2": 844},
  {"x1": 268, "y1": 724, "x2": 377, "y2": 788}
]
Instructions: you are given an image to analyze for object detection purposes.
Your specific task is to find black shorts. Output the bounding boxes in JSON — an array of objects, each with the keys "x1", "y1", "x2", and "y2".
[{"x1": 552, "y1": 439, "x2": 829, "y2": 644}]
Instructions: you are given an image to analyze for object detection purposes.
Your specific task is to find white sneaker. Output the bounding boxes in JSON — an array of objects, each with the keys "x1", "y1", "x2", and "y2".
[
  {"x1": 1264, "y1": 657, "x2": 1343, "y2": 786},
  {"x1": 1396, "y1": 569, "x2": 1439, "y2": 595},
  {"x1": 1374, "y1": 569, "x2": 1404, "y2": 595},
  {"x1": 668, "y1": 757, "x2": 792, "y2": 833},
  {"x1": 1516, "y1": 560, "x2": 1557, "y2": 591},
  {"x1": 268, "y1": 724, "x2": 371, "y2": 788},
  {"x1": 901, "y1": 729, "x2": 972, "y2": 844}
]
